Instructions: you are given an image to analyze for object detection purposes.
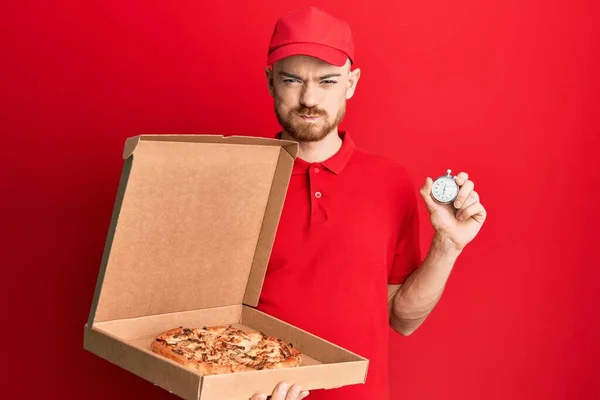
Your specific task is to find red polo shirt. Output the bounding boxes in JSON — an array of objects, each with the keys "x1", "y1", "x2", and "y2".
[{"x1": 257, "y1": 131, "x2": 422, "y2": 400}]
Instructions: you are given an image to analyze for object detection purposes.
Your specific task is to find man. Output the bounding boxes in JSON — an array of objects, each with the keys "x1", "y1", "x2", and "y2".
[{"x1": 251, "y1": 7, "x2": 487, "y2": 400}]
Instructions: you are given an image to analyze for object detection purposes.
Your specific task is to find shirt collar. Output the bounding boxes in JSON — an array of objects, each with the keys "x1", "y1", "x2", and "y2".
[{"x1": 275, "y1": 130, "x2": 355, "y2": 175}]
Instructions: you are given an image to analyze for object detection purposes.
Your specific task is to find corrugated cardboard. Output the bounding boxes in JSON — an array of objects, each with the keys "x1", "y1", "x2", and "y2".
[{"x1": 83, "y1": 135, "x2": 369, "y2": 399}]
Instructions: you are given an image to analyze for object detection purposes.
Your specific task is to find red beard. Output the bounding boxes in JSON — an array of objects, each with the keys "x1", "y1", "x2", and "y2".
[{"x1": 275, "y1": 103, "x2": 346, "y2": 142}]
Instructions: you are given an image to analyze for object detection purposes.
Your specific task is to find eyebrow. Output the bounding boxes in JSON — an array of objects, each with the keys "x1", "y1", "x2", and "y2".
[{"x1": 279, "y1": 71, "x2": 342, "y2": 81}]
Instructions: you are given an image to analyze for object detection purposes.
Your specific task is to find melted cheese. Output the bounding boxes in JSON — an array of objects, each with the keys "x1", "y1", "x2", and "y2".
[
  {"x1": 247, "y1": 343, "x2": 281, "y2": 359},
  {"x1": 164, "y1": 327, "x2": 290, "y2": 366},
  {"x1": 165, "y1": 337, "x2": 186, "y2": 345}
]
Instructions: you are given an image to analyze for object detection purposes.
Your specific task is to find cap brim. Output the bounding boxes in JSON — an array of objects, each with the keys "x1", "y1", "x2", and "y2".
[{"x1": 267, "y1": 43, "x2": 349, "y2": 67}]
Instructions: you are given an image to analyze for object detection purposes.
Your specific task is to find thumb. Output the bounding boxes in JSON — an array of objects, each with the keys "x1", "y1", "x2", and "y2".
[{"x1": 419, "y1": 177, "x2": 438, "y2": 213}]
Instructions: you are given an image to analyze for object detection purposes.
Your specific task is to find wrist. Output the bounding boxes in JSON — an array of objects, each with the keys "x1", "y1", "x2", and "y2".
[{"x1": 433, "y1": 232, "x2": 463, "y2": 257}]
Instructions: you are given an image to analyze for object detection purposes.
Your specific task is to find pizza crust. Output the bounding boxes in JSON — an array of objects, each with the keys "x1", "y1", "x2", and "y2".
[{"x1": 150, "y1": 338, "x2": 198, "y2": 369}]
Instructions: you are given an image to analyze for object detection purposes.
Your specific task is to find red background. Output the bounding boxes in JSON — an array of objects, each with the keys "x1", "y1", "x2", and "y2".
[{"x1": 6, "y1": 0, "x2": 599, "y2": 399}]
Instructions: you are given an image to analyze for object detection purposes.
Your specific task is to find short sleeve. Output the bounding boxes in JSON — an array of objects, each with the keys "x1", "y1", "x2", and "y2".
[{"x1": 388, "y1": 184, "x2": 422, "y2": 284}]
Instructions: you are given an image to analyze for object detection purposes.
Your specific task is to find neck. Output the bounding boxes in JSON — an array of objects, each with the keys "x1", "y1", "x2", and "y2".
[{"x1": 281, "y1": 128, "x2": 343, "y2": 163}]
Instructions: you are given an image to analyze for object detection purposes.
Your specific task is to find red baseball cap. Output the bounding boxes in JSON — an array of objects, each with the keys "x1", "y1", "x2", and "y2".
[{"x1": 267, "y1": 7, "x2": 355, "y2": 67}]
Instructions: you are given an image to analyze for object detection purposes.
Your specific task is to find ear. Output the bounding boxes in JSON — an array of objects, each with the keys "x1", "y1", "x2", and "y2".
[
  {"x1": 265, "y1": 66, "x2": 275, "y2": 98},
  {"x1": 345, "y1": 67, "x2": 361, "y2": 100}
]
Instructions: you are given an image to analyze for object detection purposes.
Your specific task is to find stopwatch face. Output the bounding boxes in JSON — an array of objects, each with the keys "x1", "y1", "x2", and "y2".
[{"x1": 432, "y1": 177, "x2": 459, "y2": 204}]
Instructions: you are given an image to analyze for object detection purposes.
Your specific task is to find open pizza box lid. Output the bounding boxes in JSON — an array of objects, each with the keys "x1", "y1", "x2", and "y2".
[{"x1": 83, "y1": 135, "x2": 369, "y2": 400}]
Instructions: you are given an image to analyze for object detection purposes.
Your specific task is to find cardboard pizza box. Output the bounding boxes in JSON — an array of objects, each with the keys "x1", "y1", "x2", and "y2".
[{"x1": 83, "y1": 135, "x2": 369, "y2": 400}]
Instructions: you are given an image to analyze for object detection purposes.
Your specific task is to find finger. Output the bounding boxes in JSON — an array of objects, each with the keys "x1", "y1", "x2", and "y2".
[
  {"x1": 456, "y1": 191, "x2": 479, "y2": 219},
  {"x1": 453, "y1": 180, "x2": 474, "y2": 209},
  {"x1": 419, "y1": 177, "x2": 438, "y2": 213},
  {"x1": 251, "y1": 395, "x2": 267, "y2": 400},
  {"x1": 457, "y1": 201, "x2": 487, "y2": 223},
  {"x1": 270, "y1": 383, "x2": 290, "y2": 400},
  {"x1": 454, "y1": 172, "x2": 469, "y2": 186},
  {"x1": 285, "y1": 384, "x2": 302, "y2": 400},
  {"x1": 299, "y1": 391, "x2": 310, "y2": 399}
]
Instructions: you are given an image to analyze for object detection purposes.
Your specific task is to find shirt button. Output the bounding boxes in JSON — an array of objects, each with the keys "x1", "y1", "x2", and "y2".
[
  {"x1": 314, "y1": 167, "x2": 320, "y2": 173},
  {"x1": 314, "y1": 191, "x2": 322, "y2": 199}
]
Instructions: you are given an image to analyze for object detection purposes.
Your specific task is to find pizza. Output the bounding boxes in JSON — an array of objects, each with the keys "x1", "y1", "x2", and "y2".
[{"x1": 151, "y1": 325, "x2": 302, "y2": 375}]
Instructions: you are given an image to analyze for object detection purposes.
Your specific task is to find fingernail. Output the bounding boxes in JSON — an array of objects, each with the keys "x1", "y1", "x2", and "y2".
[
  {"x1": 455, "y1": 201, "x2": 462, "y2": 208},
  {"x1": 300, "y1": 391, "x2": 310, "y2": 398}
]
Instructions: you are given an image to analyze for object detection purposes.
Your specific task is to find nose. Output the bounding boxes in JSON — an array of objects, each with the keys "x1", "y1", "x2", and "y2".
[{"x1": 299, "y1": 83, "x2": 319, "y2": 108}]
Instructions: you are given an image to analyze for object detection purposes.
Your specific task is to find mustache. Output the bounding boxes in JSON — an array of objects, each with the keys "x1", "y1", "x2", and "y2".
[{"x1": 292, "y1": 106, "x2": 328, "y2": 117}]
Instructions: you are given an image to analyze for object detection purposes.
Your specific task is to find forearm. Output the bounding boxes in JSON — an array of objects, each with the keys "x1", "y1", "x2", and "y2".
[{"x1": 390, "y1": 233, "x2": 462, "y2": 335}]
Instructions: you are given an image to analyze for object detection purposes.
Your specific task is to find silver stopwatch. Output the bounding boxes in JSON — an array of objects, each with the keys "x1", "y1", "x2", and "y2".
[{"x1": 431, "y1": 169, "x2": 459, "y2": 204}]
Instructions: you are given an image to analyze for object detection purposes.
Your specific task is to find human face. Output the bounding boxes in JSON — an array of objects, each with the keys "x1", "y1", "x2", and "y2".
[{"x1": 266, "y1": 55, "x2": 360, "y2": 142}]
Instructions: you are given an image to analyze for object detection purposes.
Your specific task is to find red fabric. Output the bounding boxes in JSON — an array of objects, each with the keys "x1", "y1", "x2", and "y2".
[
  {"x1": 257, "y1": 131, "x2": 422, "y2": 400},
  {"x1": 266, "y1": 6, "x2": 355, "y2": 66}
]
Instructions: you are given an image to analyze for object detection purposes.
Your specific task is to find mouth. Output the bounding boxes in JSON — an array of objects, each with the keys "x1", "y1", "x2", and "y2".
[{"x1": 297, "y1": 114, "x2": 321, "y2": 121}]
